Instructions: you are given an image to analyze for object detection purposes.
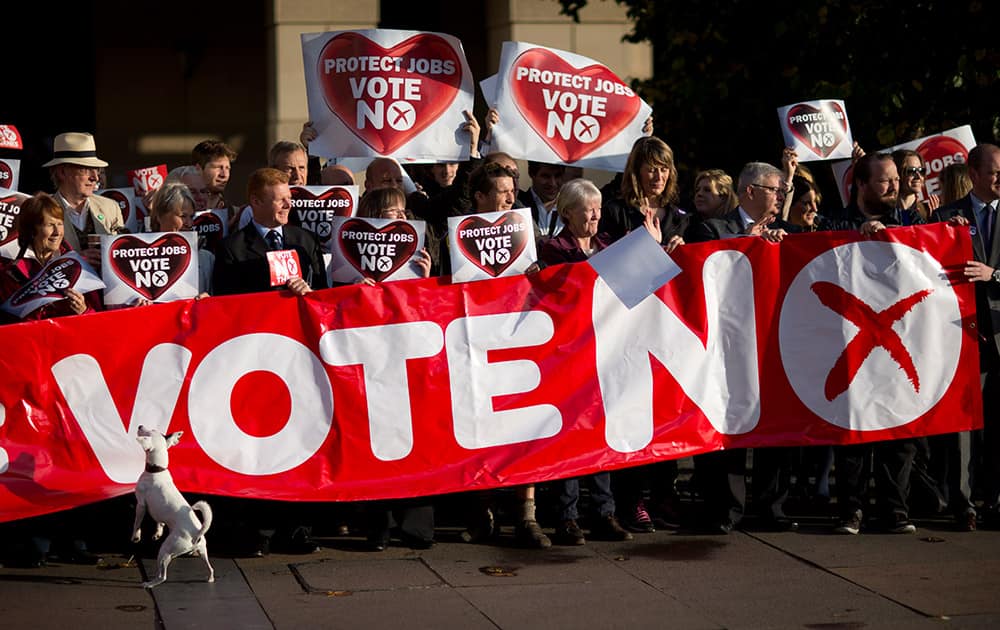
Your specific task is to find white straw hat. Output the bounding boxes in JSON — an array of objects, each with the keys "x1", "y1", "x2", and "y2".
[{"x1": 42, "y1": 132, "x2": 109, "y2": 168}]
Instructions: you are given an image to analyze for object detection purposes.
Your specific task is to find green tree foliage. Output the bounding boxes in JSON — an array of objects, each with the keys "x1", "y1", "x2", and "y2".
[{"x1": 561, "y1": 0, "x2": 999, "y2": 208}]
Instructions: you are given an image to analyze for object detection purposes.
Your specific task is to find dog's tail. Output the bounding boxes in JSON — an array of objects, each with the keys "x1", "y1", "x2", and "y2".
[{"x1": 191, "y1": 501, "x2": 213, "y2": 544}]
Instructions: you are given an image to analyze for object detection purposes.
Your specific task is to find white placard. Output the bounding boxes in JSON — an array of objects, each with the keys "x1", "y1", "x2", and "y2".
[
  {"x1": 327, "y1": 216, "x2": 426, "y2": 284},
  {"x1": 301, "y1": 28, "x2": 474, "y2": 161},
  {"x1": 101, "y1": 231, "x2": 199, "y2": 305},
  {"x1": 777, "y1": 99, "x2": 855, "y2": 162},
  {"x1": 489, "y1": 41, "x2": 652, "y2": 170},
  {"x1": 447, "y1": 208, "x2": 537, "y2": 283}
]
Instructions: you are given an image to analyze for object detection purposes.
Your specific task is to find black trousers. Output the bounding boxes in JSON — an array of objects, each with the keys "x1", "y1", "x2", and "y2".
[{"x1": 835, "y1": 438, "x2": 917, "y2": 520}]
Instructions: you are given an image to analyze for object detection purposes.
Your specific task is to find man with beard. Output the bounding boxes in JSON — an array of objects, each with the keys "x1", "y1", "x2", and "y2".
[
  {"x1": 830, "y1": 153, "x2": 919, "y2": 535},
  {"x1": 831, "y1": 152, "x2": 902, "y2": 234}
]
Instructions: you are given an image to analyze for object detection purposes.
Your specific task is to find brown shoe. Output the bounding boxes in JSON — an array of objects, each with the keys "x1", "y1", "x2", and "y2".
[
  {"x1": 515, "y1": 519, "x2": 552, "y2": 549},
  {"x1": 554, "y1": 519, "x2": 586, "y2": 545},
  {"x1": 590, "y1": 515, "x2": 634, "y2": 541}
]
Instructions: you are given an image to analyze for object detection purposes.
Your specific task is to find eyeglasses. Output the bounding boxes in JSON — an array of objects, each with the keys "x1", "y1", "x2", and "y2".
[
  {"x1": 902, "y1": 167, "x2": 924, "y2": 178},
  {"x1": 751, "y1": 183, "x2": 791, "y2": 197}
]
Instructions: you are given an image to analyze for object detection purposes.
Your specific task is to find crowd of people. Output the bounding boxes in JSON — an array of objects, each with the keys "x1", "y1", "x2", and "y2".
[{"x1": 1, "y1": 106, "x2": 998, "y2": 566}]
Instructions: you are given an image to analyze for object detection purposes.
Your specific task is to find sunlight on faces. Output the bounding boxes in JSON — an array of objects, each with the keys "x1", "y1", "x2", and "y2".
[
  {"x1": 747, "y1": 174, "x2": 785, "y2": 219},
  {"x1": 274, "y1": 149, "x2": 308, "y2": 186},
  {"x1": 180, "y1": 172, "x2": 211, "y2": 211},
  {"x1": 365, "y1": 160, "x2": 404, "y2": 192},
  {"x1": 475, "y1": 176, "x2": 515, "y2": 212},
  {"x1": 33, "y1": 212, "x2": 65, "y2": 258},
  {"x1": 377, "y1": 205, "x2": 407, "y2": 220},
  {"x1": 56, "y1": 164, "x2": 100, "y2": 198},
  {"x1": 790, "y1": 190, "x2": 819, "y2": 227},
  {"x1": 563, "y1": 196, "x2": 601, "y2": 239},
  {"x1": 251, "y1": 183, "x2": 292, "y2": 228},
  {"x1": 693, "y1": 177, "x2": 725, "y2": 215},
  {"x1": 160, "y1": 201, "x2": 195, "y2": 232},
  {"x1": 971, "y1": 148, "x2": 1000, "y2": 201},
  {"x1": 863, "y1": 160, "x2": 900, "y2": 209},
  {"x1": 640, "y1": 162, "x2": 669, "y2": 200},
  {"x1": 900, "y1": 155, "x2": 925, "y2": 196},
  {"x1": 200, "y1": 157, "x2": 231, "y2": 194}
]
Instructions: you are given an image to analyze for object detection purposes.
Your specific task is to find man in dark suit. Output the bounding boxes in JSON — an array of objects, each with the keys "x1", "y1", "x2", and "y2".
[
  {"x1": 688, "y1": 162, "x2": 795, "y2": 533},
  {"x1": 934, "y1": 143, "x2": 1000, "y2": 529},
  {"x1": 214, "y1": 167, "x2": 328, "y2": 296},
  {"x1": 517, "y1": 161, "x2": 566, "y2": 240},
  {"x1": 211, "y1": 168, "x2": 327, "y2": 555}
]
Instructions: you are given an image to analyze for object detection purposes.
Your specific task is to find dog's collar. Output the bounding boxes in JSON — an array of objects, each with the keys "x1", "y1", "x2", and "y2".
[{"x1": 145, "y1": 463, "x2": 168, "y2": 473}]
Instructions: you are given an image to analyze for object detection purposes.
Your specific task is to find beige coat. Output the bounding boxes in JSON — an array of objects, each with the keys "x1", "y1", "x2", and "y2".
[{"x1": 59, "y1": 193, "x2": 126, "y2": 251}]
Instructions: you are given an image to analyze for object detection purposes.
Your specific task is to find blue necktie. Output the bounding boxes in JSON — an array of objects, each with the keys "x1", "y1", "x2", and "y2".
[
  {"x1": 265, "y1": 229, "x2": 283, "y2": 251},
  {"x1": 984, "y1": 205, "x2": 996, "y2": 255}
]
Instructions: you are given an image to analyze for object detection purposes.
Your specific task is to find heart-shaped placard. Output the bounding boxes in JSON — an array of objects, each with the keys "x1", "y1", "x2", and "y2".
[
  {"x1": 9, "y1": 257, "x2": 82, "y2": 306},
  {"x1": 317, "y1": 32, "x2": 462, "y2": 154},
  {"x1": 786, "y1": 102, "x2": 849, "y2": 159},
  {"x1": 915, "y1": 136, "x2": 969, "y2": 179},
  {"x1": 100, "y1": 190, "x2": 134, "y2": 224},
  {"x1": 193, "y1": 210, "x2": 226, "y2": 251},
  {"x1": 107, "y1": 233, "x2": 192, "y2": 301},
  {"x1": 339, "y1": 218, "x2": 418, "y2": 282},
  {"x1": 455, "y1": 212, "x2": 529, "y2": 277},
  {"x1": 509, "y1": 48, "x2": 640, "y2": 163},
  {"x1": 0, "y1": 194, "x2": 22, "y2": 246},
  {"x1": 291, "y1": 187, "x2": 355, "y2": 242}
]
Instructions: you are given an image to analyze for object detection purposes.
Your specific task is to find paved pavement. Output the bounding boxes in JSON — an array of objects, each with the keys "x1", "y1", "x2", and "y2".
[{"x1": 3, "y1": 515, "x2": 1000, "y2": 629}]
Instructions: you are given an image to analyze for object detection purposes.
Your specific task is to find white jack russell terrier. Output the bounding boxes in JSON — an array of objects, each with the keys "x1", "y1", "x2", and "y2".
[{"x1": 132, "y1": 425, "x2": 214, "y2": 588}]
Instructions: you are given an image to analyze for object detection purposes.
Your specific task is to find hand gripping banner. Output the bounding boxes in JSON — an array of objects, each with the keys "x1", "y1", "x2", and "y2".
[{"x1": 0, "y1": 224, "x2": 982, "y2": 521}]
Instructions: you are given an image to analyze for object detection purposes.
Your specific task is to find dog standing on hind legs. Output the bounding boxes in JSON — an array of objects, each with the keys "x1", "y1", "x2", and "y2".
[{"x1": 132, "y1": 425, "x2": 214, "y2": 588}]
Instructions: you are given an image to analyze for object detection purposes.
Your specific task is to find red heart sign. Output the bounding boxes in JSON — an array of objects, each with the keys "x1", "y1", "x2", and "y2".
[
  {"x1": 339, "y1": 218, "x2": 418, "y2": 282},
  {"x1": 291, "y1": 187, "x2": 355, "y2": 242},
  {"x1": 317, "y1": 32, "x2": 462, "y2": 154},
  {"x1": 786, "y1": 102, "x2": 849, "y2": 159},
  {"x1": 916, "y1": 136, "x2": 969, "y2": 179},
  {"x1": 193, "y1": 210, "x2": 226, "y2": 251},
  {"x1": 100, "y1": 190, "x2": 133, "y2": 224},
  {"x1": 107, "y1": 234, "x2": 192, "y2": 301},
  {"x1": 9, "y1": 258, "x2": 82, "y2": 306},
  {"x1": 509, "y1": 48, "x2": 640, "y2": 164},
  {"x1": 455, "y1": 212, "x2": 529, "y2": 277},
  {"x1": 0, "y1": 161, "x2": 13, "y2": 188},
  {"x1": 0, "y1": 194, "x2": 22, "y2": 247},
  {"x1": 0, "y1": 125, "x2": 21, "y2": 150}
]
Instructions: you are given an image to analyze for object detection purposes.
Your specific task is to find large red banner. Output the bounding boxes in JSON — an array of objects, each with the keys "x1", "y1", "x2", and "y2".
[{"x1": 0, "y1": 224, "x2": 982, "y2": 522}]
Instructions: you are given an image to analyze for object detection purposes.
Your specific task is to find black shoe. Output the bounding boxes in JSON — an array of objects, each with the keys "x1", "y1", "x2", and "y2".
[
  {"x1": 62, "y1": 540, "x2": 102, "y2": 565},
  {"x1": 704, "y1": 519, "x2": 734, "y2": 535},
  {"x1": 367, "y1": 535, "x2": 389, "y2": 552},
  {"x1": 400, "y1": 534, "x2": 435, "y2": 550},
  {"x1": 254, "y1": 535, "x2": 271, "y2": 557},
  {"x1": 755, "y1": 516, "x2": 799, "y2": 532}
]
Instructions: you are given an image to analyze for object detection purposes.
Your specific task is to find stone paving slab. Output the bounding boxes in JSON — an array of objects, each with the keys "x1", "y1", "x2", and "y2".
[
  {"x1": 606, "y1": 532, "x2": 941, "y2": 630},
  {"x1": 142, "y1": 556, "x2": 271, "y2": 630},
  {"x1": 0, "y1": 557, "x2": 154, "y2": 630},
  {"x1": 457, "y1": 580, "x2": 720, "y2": 630}
]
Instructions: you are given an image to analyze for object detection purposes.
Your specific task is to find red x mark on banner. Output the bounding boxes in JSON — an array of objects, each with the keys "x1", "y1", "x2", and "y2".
[{"x1": 811, "y1": 281, "x2": 933, "y2": 401}]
